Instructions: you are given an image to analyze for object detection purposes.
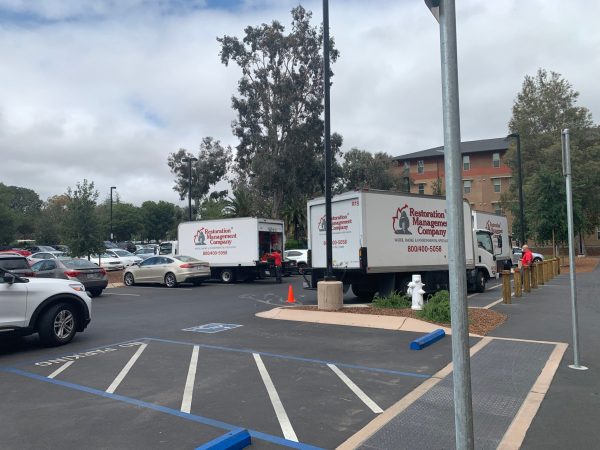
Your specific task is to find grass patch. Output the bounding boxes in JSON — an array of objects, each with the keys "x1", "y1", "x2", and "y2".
[
  {"x1": 373, "y1": 291, "x2": 411, "y2": 309},
  {"x1": 417, "y1": 290, "x2": 451, "y2": 323}
]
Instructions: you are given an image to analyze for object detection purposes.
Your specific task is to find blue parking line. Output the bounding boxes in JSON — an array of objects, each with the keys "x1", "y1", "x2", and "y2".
[
  {"x1": 146, "y1": 337, "x2": 431, "y2": 379},
  {"x1": 3, "y1": 367, "x2": 323, "y2": 450},
  {"x1": 194, "y1": 428, "x2": 251, "y2": 450}
]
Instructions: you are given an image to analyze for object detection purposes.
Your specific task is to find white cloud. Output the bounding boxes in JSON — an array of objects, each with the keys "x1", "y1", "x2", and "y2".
[{"x1": 0, "y1": 0, "x2": 598, "y2": 205}]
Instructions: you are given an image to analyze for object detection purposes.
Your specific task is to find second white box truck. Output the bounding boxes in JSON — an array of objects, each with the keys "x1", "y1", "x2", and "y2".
[
  {"x1": 307, "y1": 190, "x2": 502, "y2": 299},
  {"x1": 472, "y1": 210, "x2": 513, "y2": 271},
  {"x1": 177, "y1": 217, "x2": 287, "y2": 283}
]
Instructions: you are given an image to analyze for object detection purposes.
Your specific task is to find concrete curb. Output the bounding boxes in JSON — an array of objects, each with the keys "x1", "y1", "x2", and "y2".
[
  {"x1": 256, "y1": 307, "x2": 457, "y2": 335},
  {"x1": 107, "y1": 283, "x2": 125, "y2": 288}
]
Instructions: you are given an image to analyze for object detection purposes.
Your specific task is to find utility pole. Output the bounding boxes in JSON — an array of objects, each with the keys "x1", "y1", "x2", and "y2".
[{"x1": 182, "y1": 156, "x2": 198, "y2": 221}]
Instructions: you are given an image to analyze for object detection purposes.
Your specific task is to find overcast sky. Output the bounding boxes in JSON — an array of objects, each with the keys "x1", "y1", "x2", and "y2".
[{"x1": 1, "y1": 0, "x2": 598, "y2": 207}]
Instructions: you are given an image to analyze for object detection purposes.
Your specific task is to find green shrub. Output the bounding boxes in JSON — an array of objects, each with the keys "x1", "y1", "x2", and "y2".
[
  {"x1": 373, "y1": 290, "x2": 411, "y2": 309},
  {"x1": 417, "y1": 290, "x2": 451, "y2": 323},
  {"x1": 285, "y1": 239, "x2": 307, "y2": 250}
]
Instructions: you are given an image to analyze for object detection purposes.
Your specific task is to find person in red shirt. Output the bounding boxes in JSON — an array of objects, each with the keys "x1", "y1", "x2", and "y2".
[
  {"x1": 272, "y1": 249, "x2": 282, "y2": 283},
  {"x1": 521, "y1": 244, "x2": 533, "y2": 268}
]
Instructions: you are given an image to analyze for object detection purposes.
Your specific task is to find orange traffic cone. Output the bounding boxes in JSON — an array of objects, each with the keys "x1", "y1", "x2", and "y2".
[{"x1": 286, "y1": 284, "x2": 296, "y2": 303}]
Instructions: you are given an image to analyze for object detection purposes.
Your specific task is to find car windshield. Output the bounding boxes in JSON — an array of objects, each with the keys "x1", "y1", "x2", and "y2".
[
  {"x1": 113, "y1": 250, "x2": 133, "y2": 257},
  {"x1": 63, "y1": 259, "x2": 99, "y2": 269},
  {"x1": 174, "y1": 255, "x2": 199, "y2": 262},
  {"x1": 0, "y1": 258, "x2": 29, "y2": 270}
]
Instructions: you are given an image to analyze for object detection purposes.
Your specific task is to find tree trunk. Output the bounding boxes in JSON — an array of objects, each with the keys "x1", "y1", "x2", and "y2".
[{"x1": 271, "y1": 190, "x2": 283, "y2": 219}]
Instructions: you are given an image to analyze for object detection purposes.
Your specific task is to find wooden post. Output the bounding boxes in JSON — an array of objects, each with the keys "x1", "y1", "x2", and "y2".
[
  {"x1": 523, "y1": 266, "x2": 531, "y2": 293},
  {"x1": 554, "y1": 258, "x2": 559, "y2": 276},
  {"x1": 531, "y1": 263, "x2": 538, "y2": 289},
  {"x1": 514, "y1": 268, "x2": 522, "y2": 297},
  {"x1": 502, "y1": 270, "x2": 512, "y2": 304},
  {"x1": 537, "y1": 262, "x2": 545, "y2": 285}
]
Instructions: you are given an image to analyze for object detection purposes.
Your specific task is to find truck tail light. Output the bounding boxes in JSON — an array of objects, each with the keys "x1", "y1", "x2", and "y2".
[{"x1": 359, "y1": 247, "x2": 368, "y2": 272}]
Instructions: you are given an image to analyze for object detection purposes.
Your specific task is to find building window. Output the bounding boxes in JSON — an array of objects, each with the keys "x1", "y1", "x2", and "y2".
[
  {"x1": 493, "y1": 203, "x2": 502, "y2": 215},
  {"x1": 492, "y1": 152, "x2": 500, "y2": 168},
  {"x1": 418, "y1": 183, "x2": 425, "y2": 195},
  {"x1": 403, "y1": 161, "x2": 410, "y2": 172},
  {"x1": 417, "y1": 160, "x2": 424, "y2": 174},
  {"x1": 493, "y1": 178, "x2": 501, "y2": 193},
  {"x1": 463, "y1": 180, "x2": 472, "y2": 194},
  {"x1": 463, "y1": 155, "x2": 470, "y2": 171},
  {"x1": 403, "y1": 177, "x2": 410, "y2": 192}
]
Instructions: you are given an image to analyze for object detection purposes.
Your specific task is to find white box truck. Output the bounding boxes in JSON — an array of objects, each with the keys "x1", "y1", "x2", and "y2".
[
  {"x1": 177, "y1": 217, "x2": 286, "y2": 283},
  {"x1": 307, "y1": 190, "x2": 502, "y2": 299},
  {"x1": 472, "y1": 210, "x2": 513, "y2": 271}
]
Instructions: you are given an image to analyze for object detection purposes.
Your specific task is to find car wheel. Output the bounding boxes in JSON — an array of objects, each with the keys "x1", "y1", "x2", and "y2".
[
  {"x1": 533, "y1": 257, "x2": 543, "y2": 263},
  {"x1": 123, "y1": 272, "x2": 135, "y2": 286},
  {"x1": 164, "y1": 272, "x2": 178, "y2": 288},
  {"x1": 297, "y1": 263, "x2": 307, "y2": 274},
  {"x1": 89, "y1": 288, "x2": 103, "y2": 297},
  {"x1": 475, "y1": 270, "x2": 486, "y2": 293},
  {"x1": 38, "y1": 303, "x2": 78, "y2": 347}
]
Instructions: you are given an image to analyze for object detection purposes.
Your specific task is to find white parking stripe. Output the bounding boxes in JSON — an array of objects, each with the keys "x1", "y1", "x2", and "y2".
[
  {"x1": 253, "y1": 353, "x2": 298, "y2": 442},
  {"x1": 181, "y1": 345, "x2": 199, "y2": 413},
  {"x1": 102, "y1": 293, "x2": 141, "y2": 297},
  {"x1": 327, "y1": 364, "x2": 383, "y2": 414},
  {"x1": 106, "y1": 343, "x2": 148, "y2": 394},
  {"x1": 47, "y1": 361, "x2": 74, "y2": 379}
]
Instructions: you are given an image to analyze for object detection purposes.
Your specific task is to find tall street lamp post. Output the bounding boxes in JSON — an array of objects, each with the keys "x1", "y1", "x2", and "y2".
[
  {"x1": 508, "y1": 133, "x2": 525, "y2": 245},
  {"x1": 182, "y1": 157, "x2": 198, "y2": 221},
  {"x1": 110, "y1": 186, "x2": 117, "y2": 241}
]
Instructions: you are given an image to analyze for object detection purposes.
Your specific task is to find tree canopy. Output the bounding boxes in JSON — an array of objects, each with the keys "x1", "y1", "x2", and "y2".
[
  {"x1": 218, "y1": 5, "x2": 342, "y2": 218},
  {"x1": 341, "y1": 148, "x2": 404, "y2": 191}
]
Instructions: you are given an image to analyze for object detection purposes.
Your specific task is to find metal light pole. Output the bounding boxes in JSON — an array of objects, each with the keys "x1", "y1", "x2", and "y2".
[
  {"x1": 182, "y1": 157, "x2": 198, "y2": 221},
  {"x1": 424, "y1": 1, "x2": 474, "y2": 448},
  {"x1": 323, "y1": 0, "x2": 334, "y2": 280},
  {"x1": 561, "y1": 129, "x2": 588, "y2": 371},
  {"x1": 508, "y1": 133, "x2": 526, "y2": 245},
  {"x1": 110, "y1": 186, "x2": 117, "y2": 241}
]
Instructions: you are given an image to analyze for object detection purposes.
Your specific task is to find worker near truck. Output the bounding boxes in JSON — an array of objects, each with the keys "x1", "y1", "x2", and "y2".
[{"x1": 261, "y1": 250, "x2": 283, "y2": 283}]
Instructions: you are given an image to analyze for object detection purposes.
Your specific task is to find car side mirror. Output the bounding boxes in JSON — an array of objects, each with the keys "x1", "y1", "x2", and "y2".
[{"x1": 3, "y1": 273, "x2": 16, "y2": 285}]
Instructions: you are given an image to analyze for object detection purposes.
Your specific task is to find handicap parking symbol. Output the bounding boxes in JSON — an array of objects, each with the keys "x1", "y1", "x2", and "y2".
[{"x1": 182, "y1": 323, "x2": 243, "y2": 334}]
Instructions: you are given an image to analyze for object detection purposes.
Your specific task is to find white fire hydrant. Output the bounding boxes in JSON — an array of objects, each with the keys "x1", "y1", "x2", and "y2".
[{"x1": 407, "y1": 274, "x2": 426, "y2": 310}]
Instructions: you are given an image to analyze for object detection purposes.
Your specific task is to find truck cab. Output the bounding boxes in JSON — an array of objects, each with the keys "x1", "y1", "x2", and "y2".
[{"x1": 472, "y1": 229, "x2": 502, "y2": 291}]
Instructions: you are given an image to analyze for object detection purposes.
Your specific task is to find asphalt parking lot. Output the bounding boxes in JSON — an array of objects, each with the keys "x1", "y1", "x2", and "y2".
[{"x1": 0, "y1": 275, "x2": 513, "y2": 449}]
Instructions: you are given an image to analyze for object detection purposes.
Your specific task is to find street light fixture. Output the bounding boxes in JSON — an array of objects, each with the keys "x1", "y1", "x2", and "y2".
[
  {"x1": 182, "y1": 156, "x2": 198, "y2": 221},
  {"x1": 110, "y1": 186, "x2": 117, "y2": 241},
  {"x1": 507, "y1": 133, "x2": 526, "y2": 245}
]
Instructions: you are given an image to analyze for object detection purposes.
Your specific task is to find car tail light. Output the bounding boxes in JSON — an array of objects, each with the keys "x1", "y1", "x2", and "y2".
[
  {"x1": 64, "y1": 270, "x2": 81, "y2": 277},
  {"x1": 99, "y1": 268, "x2": 106, "y2": 275},
  {"x1": 179, "y1": 263, "x2": 193, "y2": 268},
  {"x1": 24, "y1": 271, "x2": 35, "y2": 277}
]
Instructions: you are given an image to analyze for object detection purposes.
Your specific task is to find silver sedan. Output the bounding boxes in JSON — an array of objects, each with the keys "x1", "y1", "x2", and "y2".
[{"x1": 123, "y1": 255, "x2": 210, "y2": 288}]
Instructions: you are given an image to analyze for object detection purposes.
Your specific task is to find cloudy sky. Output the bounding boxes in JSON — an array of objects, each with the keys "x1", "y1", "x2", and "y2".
[{"x1": 1, "y1": 0, "x2": 599, "y2": 207}]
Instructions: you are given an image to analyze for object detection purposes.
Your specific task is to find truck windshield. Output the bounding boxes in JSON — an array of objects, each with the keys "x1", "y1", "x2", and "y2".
[{"x1": 476, "y1": 232, "x2": 493, "y2": 254}]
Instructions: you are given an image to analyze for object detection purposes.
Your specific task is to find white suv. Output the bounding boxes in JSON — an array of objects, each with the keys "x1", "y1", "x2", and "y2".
[{"x1": 0, "y1": 267, "x2": 92, "y2": 346}]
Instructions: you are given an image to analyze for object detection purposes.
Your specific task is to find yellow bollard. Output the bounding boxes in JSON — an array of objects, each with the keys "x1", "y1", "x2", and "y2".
[
  {"x1": 514, "y1": 269, "x2": 522, "y2": 297},
  {"x1": 531, "y1": 263, "x2": 538, "y2": 289},
  {"x1": 502, "y1": 270, "x2": 512, "y2": 304},
  {"x1": 523, "y1": 266, "x2": 531, "y2": 293}
]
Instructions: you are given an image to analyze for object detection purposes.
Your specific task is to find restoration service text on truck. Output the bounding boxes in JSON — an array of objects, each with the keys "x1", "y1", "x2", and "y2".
[{"x1": 307, "y1": 190, "x2": 502, "y2": 299}]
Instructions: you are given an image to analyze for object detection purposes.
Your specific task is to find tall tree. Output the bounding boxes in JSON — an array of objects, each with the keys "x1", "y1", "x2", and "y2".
[
  {"x1": 111, "y1": 203, "x2": 142, "y2": 242},
  {"x1": 0, "y1": 183, "x2": 42, "y2": 238},
  {"x1": 63, "y1": 180, "x2": 104, "y2": 257},
  {"x1": 218, "y1": 6, "x2": 342, "y2": 218},
  {"x1": 341, "y1": 148, "x2": 403, "y2": 191},
  {"x1": 505, "y1": 69, "x2": 598, "y2": 243},
  {"x1": 167, "y1": 137, "x2": 232, "y2": 215},
  {"x1": 35, "y1": 194, "x2": 69, "y2": 245}
]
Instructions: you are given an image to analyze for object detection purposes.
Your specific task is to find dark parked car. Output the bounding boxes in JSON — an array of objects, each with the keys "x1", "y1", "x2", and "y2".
[
  {"x1": 0, "y1": 254, "x2": 35, "y2": 277},
  {"x1": 30, "y1": 258, "x2": 108, "y2": 297}
]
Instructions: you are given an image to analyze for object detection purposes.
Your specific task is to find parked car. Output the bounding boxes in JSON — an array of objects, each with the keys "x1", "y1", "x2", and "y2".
[
  {"x1": 50, "y1": 244, "x2": 71, "y2": 254},
  {"x1": 284, "y1": 249, "x2": 309, "y2": 273},
  {"x1": 116, "y1": 241, "x2": 137, "y2": 253},
  {"x1": 123, "y1": 255, "x2": 210, "y2": 288},
  {"x1": 0, "y1": 254, "x2": 35, "y2": 277},
  {"x1": 0, "y1": 246, "x2": 32, "y2": 257},
  {"x1": 87, "y1": 253, "x2": 125, "y2": 271},
  {"x1": 0, "y1": 267, "x2": 91, "y2": 346},
  {"x1": 25, "y1": 245, "x2": 57, "y2": 253},
  {"x1": 104, "y1": 248, "x2": 143, "y2": 266},
  {"x1": 28, "y1": 251, "x2": 67, "y2": 264},
  {"x1": 511, "y1": 247, "x2": 544, "y2": 266},
  {"x1": 30, "y1": 258, "x2": 108, "y2": 297},
  {"x1": 134, "y1": 247, "x2": 156, "y2": 260}
]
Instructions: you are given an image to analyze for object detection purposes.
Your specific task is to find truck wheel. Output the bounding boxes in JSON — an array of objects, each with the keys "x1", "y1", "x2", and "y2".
[
  {"x1": 38, "y1": 303, "x2": 78, "y2": 347},
  {"x1": 297, "y1": 263, "x2": 307, "y2": 275},
  {"x1": 221, "y1": 269, "x2": 235, "y2": 284},
  {"x1": 475, "y1": 270, "x2": 486, "y2": 293},
  {"x1": 351, "y1": 284, "x2": 376, "y2": 301},
  {"x1": 164, "y1": 272, "x2": 178, "y2": 288}
]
